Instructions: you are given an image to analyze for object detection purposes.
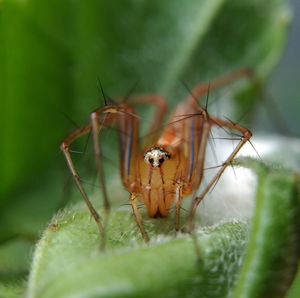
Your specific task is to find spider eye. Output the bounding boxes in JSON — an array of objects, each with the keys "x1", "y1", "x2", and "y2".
[
  {"x1": 149, "y1": 158, "x2": 154, "y2": 164},
  {"x1": 159, "y1": 158, "x2": 164, "y2": 164}
]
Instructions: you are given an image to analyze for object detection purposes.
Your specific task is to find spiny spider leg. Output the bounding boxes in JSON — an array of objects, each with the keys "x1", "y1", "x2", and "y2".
[
  {"x1": 176, "y1": 69, "x2": 254, "y2": 257},
  {"x1": 61, "y1": 106, "x2": 129, "y2": 249}
]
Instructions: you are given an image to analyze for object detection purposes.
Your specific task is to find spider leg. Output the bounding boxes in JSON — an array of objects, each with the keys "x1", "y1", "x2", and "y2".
[
  {"x1": 118, "y1": 95, "x2": 168, "y2": 242},
  {"x1": 167, "y1": 68, "x2": 253, "y2": 197},
  {"x1": 186, "y1": 68, "x2": 254, "y2": 104},
  {"x1": 175, "y1": 179, "x2": 184, "y2": 232},
  {"x1": 180, "y1": 68, "x2": 254, "y2": 226},
  {"x1": 126, "y1": 95, "x2": 167, "y2": 145},
  {"x1": 91, "y1": 111, "x2": 110, "y2": 215},
  {"x1": 61, "y1": 106, "x2": 128, "y2": 249},
  {"x1": 129, "y1": 193, "x2": 150, "y2": 242},
  {"x1": 177, "y1": 69, "x2": 253, "y2": 258},
  {"x1": 61, "y1": 124, "x2": 106, "y2": 249},
  {"x1": 177, "y1": 107, "x2": 211, "y2": 259},
  {"x1": 188, "y1": 117, "x2": 252, "y2": 230}
]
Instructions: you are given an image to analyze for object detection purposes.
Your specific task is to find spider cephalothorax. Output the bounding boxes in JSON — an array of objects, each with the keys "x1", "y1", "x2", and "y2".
[{"x1": 144, "y1": 147, "x2": 171, "y2": 168}]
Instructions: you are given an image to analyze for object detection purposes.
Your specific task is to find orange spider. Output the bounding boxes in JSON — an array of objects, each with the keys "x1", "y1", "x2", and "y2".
[{"x1": 60, "y1": 69, "x2": 252, "y2": 245}]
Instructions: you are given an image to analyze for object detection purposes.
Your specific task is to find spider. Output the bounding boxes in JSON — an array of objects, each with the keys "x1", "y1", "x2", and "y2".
[{"x1": 60, "y1": 69, "x2": 253, "y2": 247}]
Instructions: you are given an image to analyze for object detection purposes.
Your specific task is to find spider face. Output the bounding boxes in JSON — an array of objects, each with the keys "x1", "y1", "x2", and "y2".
[{"x1": 144, "y1": 147, "x2": 171, "y2": 168}]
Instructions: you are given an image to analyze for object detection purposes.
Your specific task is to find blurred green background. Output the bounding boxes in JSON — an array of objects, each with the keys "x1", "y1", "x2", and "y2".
[
  {"x1": 0, "y1": 0, "x2": 299, "y2": 296},
  {"x1": 255, "y1": 0, "x2": 300, "y2": 135}
]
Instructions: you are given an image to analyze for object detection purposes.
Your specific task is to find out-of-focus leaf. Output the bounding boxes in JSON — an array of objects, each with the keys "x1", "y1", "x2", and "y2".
[
  {"x1": 0, "y1": 0, "x2": 73, "y2": 201},
  {"x1": 288, "y1": 267, "x2": 300, "y2": 298},
  {"x1": 233, "y1": 158, "x2": 300, "y2": 298},
  {"x1": 26, "y1": 209, "x2": 248, "y2": 298},
  {"x1": 0, "y1": 283, "x2": 24, "y2": 298},
  {"x1": 0, "y1": 0, "x2": 290, "y2": 201}
]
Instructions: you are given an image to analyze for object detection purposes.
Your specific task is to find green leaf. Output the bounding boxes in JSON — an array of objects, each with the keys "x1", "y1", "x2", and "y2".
[
  {"x1": 233, "y1": 159, "x2": 300, "y2": 298},
  {"x1": 288, "y1": 269, "x2": 300, "y2": 298},
  {"x1": 0, "y1": 283, "x2": 25, "y2": 298},
  {"x1": 0, "y1": 239, "x2": 31, "y2": 282},
  {"x1": 26, "y1": 208, "x2": 248, "y2": 298},
  {"x1": 25, "y1": 158, "x2": 300, "y2": 298}
]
